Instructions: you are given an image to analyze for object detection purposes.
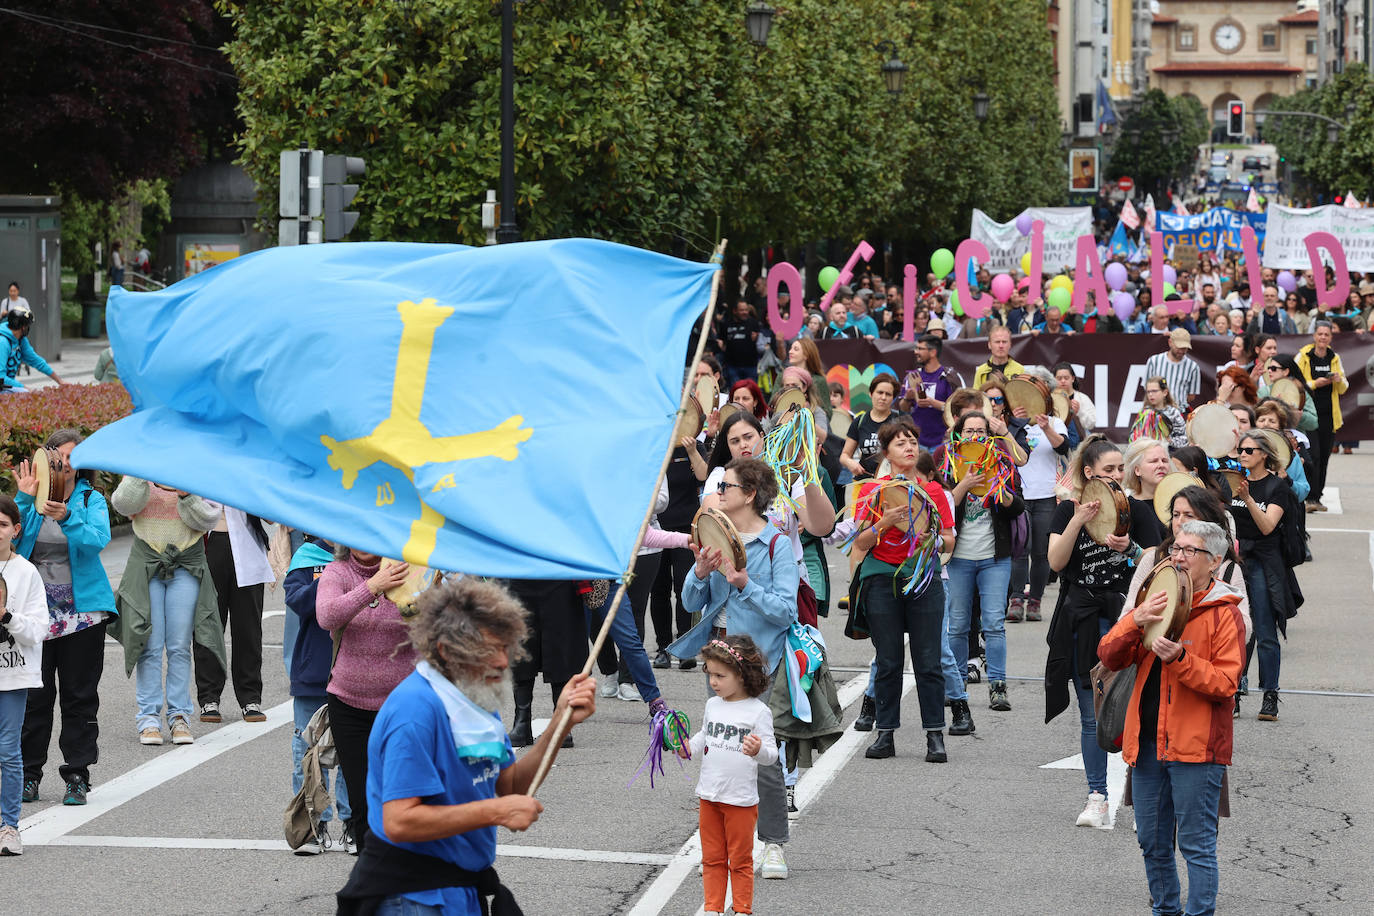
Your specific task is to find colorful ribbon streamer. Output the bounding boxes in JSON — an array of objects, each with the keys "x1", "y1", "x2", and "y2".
[
  {"x1": 941, "y1": 434, "x2": 1016, "y2": 508},
  {"x1": 762, "y1": 406, "x2": 820, "y2": 513},
  {"x1": 629, "y1": 707, "x2": 692, "y2": 789}
]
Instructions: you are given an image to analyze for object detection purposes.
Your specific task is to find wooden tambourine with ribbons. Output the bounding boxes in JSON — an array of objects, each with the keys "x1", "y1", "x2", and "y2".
[
  {"x1": 770, "y1": 386, "x2": 808, "y2": 418},
  {"x1": 1136, "y1": 557, "x2": 1192, "y2": 651},
  {"x1": 690, "y1": 506, "x2": 747, "y2": 571},
  {"x1": 1080, "y1": 477, "x2": 1131, "y2": 545},
  {"x1": 1051, "y1": 389, "x2": 1072, "y2": 422},
  {"x1": 674, "y1": 397, "x2": 704, "y2": 444},
  {"x1": 948, "y1": 438, "x2": 999, "y2": 498},
  {"x1": 874, "y1": 479, "x2": 935, "y2": 537}
]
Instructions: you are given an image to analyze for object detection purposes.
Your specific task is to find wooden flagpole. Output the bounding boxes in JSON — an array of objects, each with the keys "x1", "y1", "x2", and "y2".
[{"x1": 526, "y1": 238, "x2": 728, "y2": 797}]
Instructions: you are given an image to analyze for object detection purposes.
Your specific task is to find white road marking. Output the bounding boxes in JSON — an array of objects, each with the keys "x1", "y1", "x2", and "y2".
[
  {"x1": 628, "y1": 671, "x2": 908, "y2": 916},
  {"x1": 50, "y1": 834, "x2": 674, "y2": 865},
  {"x1": 1324, "y1": 486, "x2": 1343, "y2": 514},
  {"x1": 264, "y1": 610, "x2": 285, "y2": 619},
  {"x1": 1040, "y1": 752, "x2": 1129, "y2": 829},
  {"x1": 1305, "y1": 527, "x2": 1374, "y2": 596},
  {"x1": 20, "y1": 701, "x2": 292, "y2": 845}
]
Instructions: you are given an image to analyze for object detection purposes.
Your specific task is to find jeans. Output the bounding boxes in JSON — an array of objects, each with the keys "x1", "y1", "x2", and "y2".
[
  {"x1": 616, "y1": 553, "x2": 661, "y2": 685},
  {"x1": 586, "y1": 589, "x2": 660, "y2": 703},
  {"x1": 946, "y1": 556, "x2": 1011, "y2": 683},
  {"x1": 376, "y1": 897, "x2": 443, "y2": 915},
  {"x1": 196, "y1": 531, "x2": 265, "y2": 709},
  {"x1": 703, "y1": 668, "x2": 788, "y2": 845},
  {"x1": 0, "y1": 689, "x2": 26, "y2": 827},
  {"x1": 724, "y1": 363, "x2": 758, "y2": 387},
  {"x1": 1073, "y1": 616, "x2": 1113, "y2": 795},
  {"x1": 135, "y1": 567, "x2": 199, "y2": 731},
  {"x1": 862, "y1": 575, "x2": 946, "y2": 732},
  {"x1": 23, "y1": 621, "x2": 107, "y2": 787},
  {"x1": 1242, "y1": 555, "x2": 1281, "y2": 691},
  {"x1": 1011, "y1": 497, "x2": 1056, "y2": 601},
  {"x1": 292, "y1": 695, "x2": 350, "y2": 824},
  {"x1": 1132, "y1": 741, "x2": 1225, "y2": 916},
  {"x1": 938, "y1": 580, "x2": 966, "y2": 701}
]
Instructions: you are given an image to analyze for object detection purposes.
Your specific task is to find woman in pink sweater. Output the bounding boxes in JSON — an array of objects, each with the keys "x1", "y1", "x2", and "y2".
[{"x1": 316, "y1": 545, "x2": 416, "y2": 854}]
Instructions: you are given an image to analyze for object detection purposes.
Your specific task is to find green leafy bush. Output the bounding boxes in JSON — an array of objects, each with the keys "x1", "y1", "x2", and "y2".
[{"x1": 1, "y1": 384, "x2": 135, "y2": 523}]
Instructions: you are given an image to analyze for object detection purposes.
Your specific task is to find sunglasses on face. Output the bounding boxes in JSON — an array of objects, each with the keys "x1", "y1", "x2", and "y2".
[
  {"x1": 716, "y1": 481, "x2": 746, "y2": 494},
  {"x1": 1237, "y1": 446, "x2": 1260, "y2": 455},
  {"x1": 990, "y1": 396, "x2": 1005, "y2": 404}
]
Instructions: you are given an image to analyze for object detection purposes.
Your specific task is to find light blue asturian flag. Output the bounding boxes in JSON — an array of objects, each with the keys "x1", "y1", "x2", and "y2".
[
  {"x1": 1108, "y1": 220, "x2": 1131, "y2": 259},
  {"x1": 73, "y1": 239, "x2": 718, "y2": 579}
]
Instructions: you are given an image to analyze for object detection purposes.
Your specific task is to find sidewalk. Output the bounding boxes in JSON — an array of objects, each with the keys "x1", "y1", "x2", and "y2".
[{"x1": 22, "y1": 335, "x2": 109, "y2": 389}]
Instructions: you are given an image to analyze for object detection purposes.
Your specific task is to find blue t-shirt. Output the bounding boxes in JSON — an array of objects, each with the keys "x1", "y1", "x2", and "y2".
[{"x1": 367, "y1": 671, "x2": 513, "y2": 915}]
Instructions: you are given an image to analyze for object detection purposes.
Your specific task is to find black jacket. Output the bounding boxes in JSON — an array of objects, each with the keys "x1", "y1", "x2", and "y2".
[{"x1": 951, "y1": 491, "x2": 1026, "y2": 560}]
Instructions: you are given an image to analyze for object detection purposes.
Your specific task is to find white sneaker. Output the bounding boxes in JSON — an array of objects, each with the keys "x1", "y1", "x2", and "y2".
[
  {"x1": 617, "y1": 682, "x2": 641, "y2": 702},
  {"x1": 599, "y1": 678, "x2": 619, "y2": 699},
  {"x1": 760, "y1": 842, "x2": 788, "y2": 879},
  {"x1": 1075, "y1": 792, "x2": 1111, "y2": 830},
  {"x1": 293, "y1": 823, "x2": 329, "y2": 856},
  {"x1": 0, "y1": 824, "x2": 22, "y2": 856}
]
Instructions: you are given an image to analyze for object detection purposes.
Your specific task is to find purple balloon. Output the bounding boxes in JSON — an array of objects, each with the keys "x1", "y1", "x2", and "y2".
[
  {"x1": 1112, "y1": 291, "x2": 1136, "y2": 322},
  {"x1": 1015, "y1": 212, "x2": 1034, "y2": 236},
  {"x1": 990, "y1": 273, "x2": 1015, "y2": 303},
  {"x1": 1277, "y1": 270, "x2": 1297, "y2": 293},
  {"x1": 1104, "y1": 262, "x2": 1128, "y2": 291},
  {"x1": 1162, "y1": 264, "x2": 1177, "y2": 286}
]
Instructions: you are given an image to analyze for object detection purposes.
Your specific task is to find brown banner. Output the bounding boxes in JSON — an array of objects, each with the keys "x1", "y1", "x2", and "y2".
[{"x1": 817, "y1": 334, "x2": 1374, "y2": 440}]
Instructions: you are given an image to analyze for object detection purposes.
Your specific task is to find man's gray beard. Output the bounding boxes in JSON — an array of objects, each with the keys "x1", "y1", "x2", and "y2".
[{"x1": 458, "y1": 669, "x2": 513, "y2": 714}]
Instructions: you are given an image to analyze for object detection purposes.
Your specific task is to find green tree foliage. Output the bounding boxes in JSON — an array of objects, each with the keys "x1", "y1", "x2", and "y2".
[
  {"x1": 1269, "y1": 65, "x2": 1374, "y2": 200},
  {"x1": 222, "y1": 0, "x2": 1064, "y2": 252},
  {"x1": 1106, "y1": 89, "x2": 1208, "y2": 197}
]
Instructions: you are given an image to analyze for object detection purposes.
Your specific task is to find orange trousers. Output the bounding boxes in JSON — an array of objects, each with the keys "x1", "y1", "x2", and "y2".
[{"x1": 699, "y1": 798, "x2": 758, "y2": 914}]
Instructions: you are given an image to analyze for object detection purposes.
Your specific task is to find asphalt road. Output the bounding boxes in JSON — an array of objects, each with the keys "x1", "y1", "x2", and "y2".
[{"x1": 10, "y1": 456, "x2": 1374, "y2": 915}]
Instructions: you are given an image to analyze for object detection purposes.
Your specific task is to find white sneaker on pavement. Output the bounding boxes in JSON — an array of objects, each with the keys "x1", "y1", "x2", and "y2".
[
  {"x1": 599, "y1": 678, "x2": 619, "y2": 699},
  {"x1": 760, "y1": 842, "x2": 788, "y2": 879},
  {"x1": 0, "y1": 824, "x2": 22, "y2": 855},
  {"x1": 1075, "y1": 792, "x2": 1111, "y2": 830},
  {"x1": 617, "y1": 682, "x2": 641, "y2": 702}
]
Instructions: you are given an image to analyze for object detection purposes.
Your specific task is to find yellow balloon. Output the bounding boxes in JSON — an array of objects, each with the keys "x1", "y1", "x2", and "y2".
[
  {"x1": 1050, "y1": 275, "x2": 1072, "y2": 291},
  {"x1": 1020, "y1": 252, "x2": 1033, "y2": 275}
]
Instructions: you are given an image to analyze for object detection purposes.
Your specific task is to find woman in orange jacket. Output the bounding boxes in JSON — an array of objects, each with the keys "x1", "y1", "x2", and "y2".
[{"x1": 1098, "y1": 519, "x2": 1245, "y2": 916}]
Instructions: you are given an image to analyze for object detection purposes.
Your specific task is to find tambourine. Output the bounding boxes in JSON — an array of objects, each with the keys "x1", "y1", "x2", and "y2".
[
  {"x1": 876, "y1": 479, "x2": 935, "y2": 536},
  {"x1": 31, "y1": 448, "x2": 71, "y2": 505},
  {"x1": 691, "y1": 506, "x2": 747, "y2": 571},
  {"x1": 673, "y1": 397, "x2": 704, "y2": 443},
  {"x1": 949, "y1": 438, "x2": 997, "y2": 497},
  {"x1": 829, "y1": 408, "x2": 853, "y2": 440},
  {"x1": 942, "y1": 388, "x2": 994, "y2": 428},
  {"x1": 717, "y1": 402, "x2": 740, "y2": 427},
  {"x1": 1270, "y1": 377, "x2": 1305, "y2": 411},
  {"x1": 1153, "y1": 471, "x2": 1201, "y2": 525},
  {"x1": 1216, "y1": 463, "x2": 1247, "y2": 494},
  {"x1": 380, "y1": 559, "x2": 441, "y2": 618},
  {"x1": 1005, "y1": 376, "x2": 1050, "y2": 418},
  {"x1": 1187, "y1": 402, "x2": 1241, "y2": 459},
  {"x1": 1080, "y1": 477, "x2": 1131, "y2": 545},
  {"x1": 694, "y1": 376, "x2": 720, "y2": 415},
  {"x1": 1135, "y1": 558, "x2": 1192, "y2": 651},
  {"x1": 1251, "y1": 428, "x2": 1292, "y2": 471},
  {"x1": 770, "y1": 387, "x2": 809, "y2": 418},
  {"x1": 1051, "y1": 389, "x2": 1072, "y2": 422}
]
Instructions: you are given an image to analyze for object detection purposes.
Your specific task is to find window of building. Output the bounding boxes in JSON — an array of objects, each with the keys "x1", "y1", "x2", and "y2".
[
  {"x1": 1178, "y1": 24, "x2": 1196, "y2": 50},
  {"x1": 1306, "y1": 36, "x2": 1317, "y2": 56},
  {"x1": 1261, "y1": 26, "x2": 1279, "y2": 50},
  {"x1": 1307, "y1": 76, "x2": 1318, "y2": 88}
]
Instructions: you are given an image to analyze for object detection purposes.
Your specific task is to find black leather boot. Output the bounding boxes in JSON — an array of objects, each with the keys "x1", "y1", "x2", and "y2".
[
  {"x1": 509, "y1": 680, "x2": 535, "y2": 747},
  {"x1": 854, "y1": 695, "x2": 876, "y2": 732},
  {"x1": 948, "y1": 700, "x2": 975, "y2": 736},
  {"x1": 925, "y1": 730, "x2": 947, "y2": 763},
  {"x1": 864, "y1": 729, "x2": 895, "y2": 759}
]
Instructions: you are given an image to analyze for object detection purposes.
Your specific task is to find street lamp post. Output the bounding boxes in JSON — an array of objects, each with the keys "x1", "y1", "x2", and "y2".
[
  {"x1": 973, "y1": 92, "x2": 990, "y2": 123},
  {"x1": 873, "y1": 40, "x2": 907, "y2": 96},
  {"x1": 496, "y1": 0, "x2": 520, "y2": 244},
  {"x1": 746, "y1": 1, "x2": 775, "y2": 47}
]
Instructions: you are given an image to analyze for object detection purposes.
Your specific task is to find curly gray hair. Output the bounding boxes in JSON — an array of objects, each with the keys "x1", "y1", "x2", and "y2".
[{"x1": 408, "y1": 576, "x2": 530, "y2": 678}]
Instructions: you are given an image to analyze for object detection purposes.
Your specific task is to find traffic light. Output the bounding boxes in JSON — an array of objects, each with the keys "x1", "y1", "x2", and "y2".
[
  {"x1": 278, "y1": 148, "x2": 322, "y2": 246},
  {"x1": 1227, "y1": 102, "x2": 1245, "y2": 138},
  {"x1": 323, "y1": 155, "x2": 366, "y2": 241}
]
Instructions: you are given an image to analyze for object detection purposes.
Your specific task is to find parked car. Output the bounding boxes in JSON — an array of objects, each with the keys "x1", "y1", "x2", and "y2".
[
  {"x1": 1260, "y1": 155, "x2": 1272, "y2": 168},
  {"x1": 1210, "y1": 151, "x2": 1228, "y2": 167},
  {"x1": 1241, "y1": 155, "x2": 1263, "y2": 171}
]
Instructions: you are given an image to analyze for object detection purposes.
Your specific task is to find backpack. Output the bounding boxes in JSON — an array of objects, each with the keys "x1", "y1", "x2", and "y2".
[
  {"x1": 283, "y1": 696, "x2": 338, "y2": 848},
  {"x1": 1091, "y1": 660, "x2": 1137, "y2": 753}
]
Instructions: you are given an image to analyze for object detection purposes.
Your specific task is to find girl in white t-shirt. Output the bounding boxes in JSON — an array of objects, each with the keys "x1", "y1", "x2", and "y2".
[
  {"x1": 683, "y1": 635, "x2": 777, "y2": 916},
  {"x1": 0, "y1": 494, "x2": 49, "y2": 855}
]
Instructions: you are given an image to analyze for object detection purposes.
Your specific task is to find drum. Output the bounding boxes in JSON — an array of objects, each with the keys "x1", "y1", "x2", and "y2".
[
  {"x1": 1251, "y1": 428, "x2": 1292, "y2": 470},
  {"x1": 691, "y1": 506, "x2": 747, "y2": 570},
  {"x1": 942, "y1": 388, "x2": 994, "y2": 428},
  {"x1": 1270, "y1": 377, "x2": 1305, "y2": 411},
  {"x1": 770, "y1": 387, "x2": 808, "y2": 418},
  {"x1": 673, "y1": 398, "x2": 704, "y2": 443},
  {"x1": 1152, "y1": 471, "x2": 1200, "y2": 525},
  {"x1": 31, "y1": 447, "x2": 70, "y2": 505},
  {"x1": 949, "y1": 438, "x2": 996, "y2": 497},
  {"x1": 829, "y1": 408, "x2": 853, "y2": 440},
  {"x1": 1051, "y1": 389, "x2": 1072, "y2": 422},
  {"x1": 1187, "y1": 402, "x2": 1241, "y2": 459},
  {"x1": 381, "y1": 559, "x2": 441, "y2": 617},
  {"x1": 1004, "y1": 376, "x2": 1050, "y2": 418},
  {"x1": 694, "y1": 375, "x2": 720, "y2": 414},
  {"x1": 1136, "y1": 558, "x2": 1192, "y2": 651},
  {"x1": 1080, "y1": 477, "x2": 1131, "y2": 545}
]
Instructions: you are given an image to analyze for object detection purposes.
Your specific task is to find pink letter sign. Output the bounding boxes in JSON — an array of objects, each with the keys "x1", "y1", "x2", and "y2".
[
  {"x1": 1240, "y1": 225, "x2": 1265, "y2": 301},
  {"x1": 1305, "y1": 231, "x2": 1350, "y2": 309},
  {"x1": 765, "y1": 261, "x2": 804, "y2": 340},
  {"x1": 954, "y1": 239, "x2": 991, "y2": 319},
  {"x1": 1070, "y1": 234, "x2": 1109, "y2": 316},
  {"x1": 817, "y1": 240, "x2": 875, "y2": 314}
]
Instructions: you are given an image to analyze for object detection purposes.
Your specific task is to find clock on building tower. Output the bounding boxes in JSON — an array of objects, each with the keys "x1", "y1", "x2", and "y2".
[{"x1": 1212, "y1": 21, "x2": 1244, "y2": 54}]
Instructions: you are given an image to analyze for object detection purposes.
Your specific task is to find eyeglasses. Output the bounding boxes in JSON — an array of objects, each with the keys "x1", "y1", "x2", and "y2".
[
  {"x1": 716, "y1": 481, "x2": 746, "y2": 495},
  {"x1": 1237, "y1": 446, "x2": 1260, "y2": 455},
  {"x1": 1167, "y1": 544, "x2": 1212, "y2": 559},
  {"x1": 990, "y1": 396, "x2": 1005, "y2": 404}
]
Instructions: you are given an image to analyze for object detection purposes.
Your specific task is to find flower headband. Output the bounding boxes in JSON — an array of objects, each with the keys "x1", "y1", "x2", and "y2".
[{"x1": 707, "y1": 639, "x2": 744, "y2": 665}]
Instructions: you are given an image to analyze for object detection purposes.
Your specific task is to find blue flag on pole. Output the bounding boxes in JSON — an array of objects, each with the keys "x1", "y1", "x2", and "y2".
[
  {"x1": 73, "y1": 239, "x2": 718, "y2": 579},
  {"x1": 1108, "y1": 221, "x2": 1131, "y2": 258}
]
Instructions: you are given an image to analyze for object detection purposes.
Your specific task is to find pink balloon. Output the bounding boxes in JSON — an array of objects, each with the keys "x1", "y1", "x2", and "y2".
[
  {"x1": 1276, "y1": 270, "x2": 1297, "y2": 293},
  {"x1": 1104, "y1": 262, "x2": 1128, "y2": 291},
  {"x1": 1162, "y1": 264, "x2": 1177, "y2": 286},
  {"x1": 1015, "y1": 212, "x2": 1034, "y2": 236},
  {"x1": 1112, "y1": 291, "x2": 1136, "y2": 322},
  {"x1": 990, "y1": 273, "x2": 1014, "y2": 302}
]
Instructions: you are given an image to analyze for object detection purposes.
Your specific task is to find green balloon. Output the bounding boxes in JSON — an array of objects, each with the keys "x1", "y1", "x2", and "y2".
[
  {"x1": 950, "y1": 289, "x2": 964, "y2": 317},
  {"x1": 1048, "y1": 287, "x2": 1071, "y2": 312},
  {"x1": 1163, "y1": 282, "x2": 1177, "y2": 299},
  {"x1": 818, "y1": 266, "x2": 840, "y2": 292},
  {"x1": 931, "y1": 248, "x2": 955, "y2": 278}
]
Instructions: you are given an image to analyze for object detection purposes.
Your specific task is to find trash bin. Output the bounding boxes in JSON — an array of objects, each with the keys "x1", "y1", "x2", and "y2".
[{"x1": 81, "y1": 301, "x2": 104, "y2": 338}]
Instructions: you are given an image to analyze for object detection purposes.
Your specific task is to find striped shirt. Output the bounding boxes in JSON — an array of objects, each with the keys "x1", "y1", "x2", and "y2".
[{"x1": 1144, "y1": 351, "x2": 1201, "y2": 404}]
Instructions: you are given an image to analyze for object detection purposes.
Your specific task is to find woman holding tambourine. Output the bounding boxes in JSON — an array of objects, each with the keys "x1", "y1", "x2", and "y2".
[
  {"x1": 1045, "y1": 435, "x2": 1161, "y2": 831},
  {"x1": 1227, "y1": 431, "x2": 1292, "y2": 723}
]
